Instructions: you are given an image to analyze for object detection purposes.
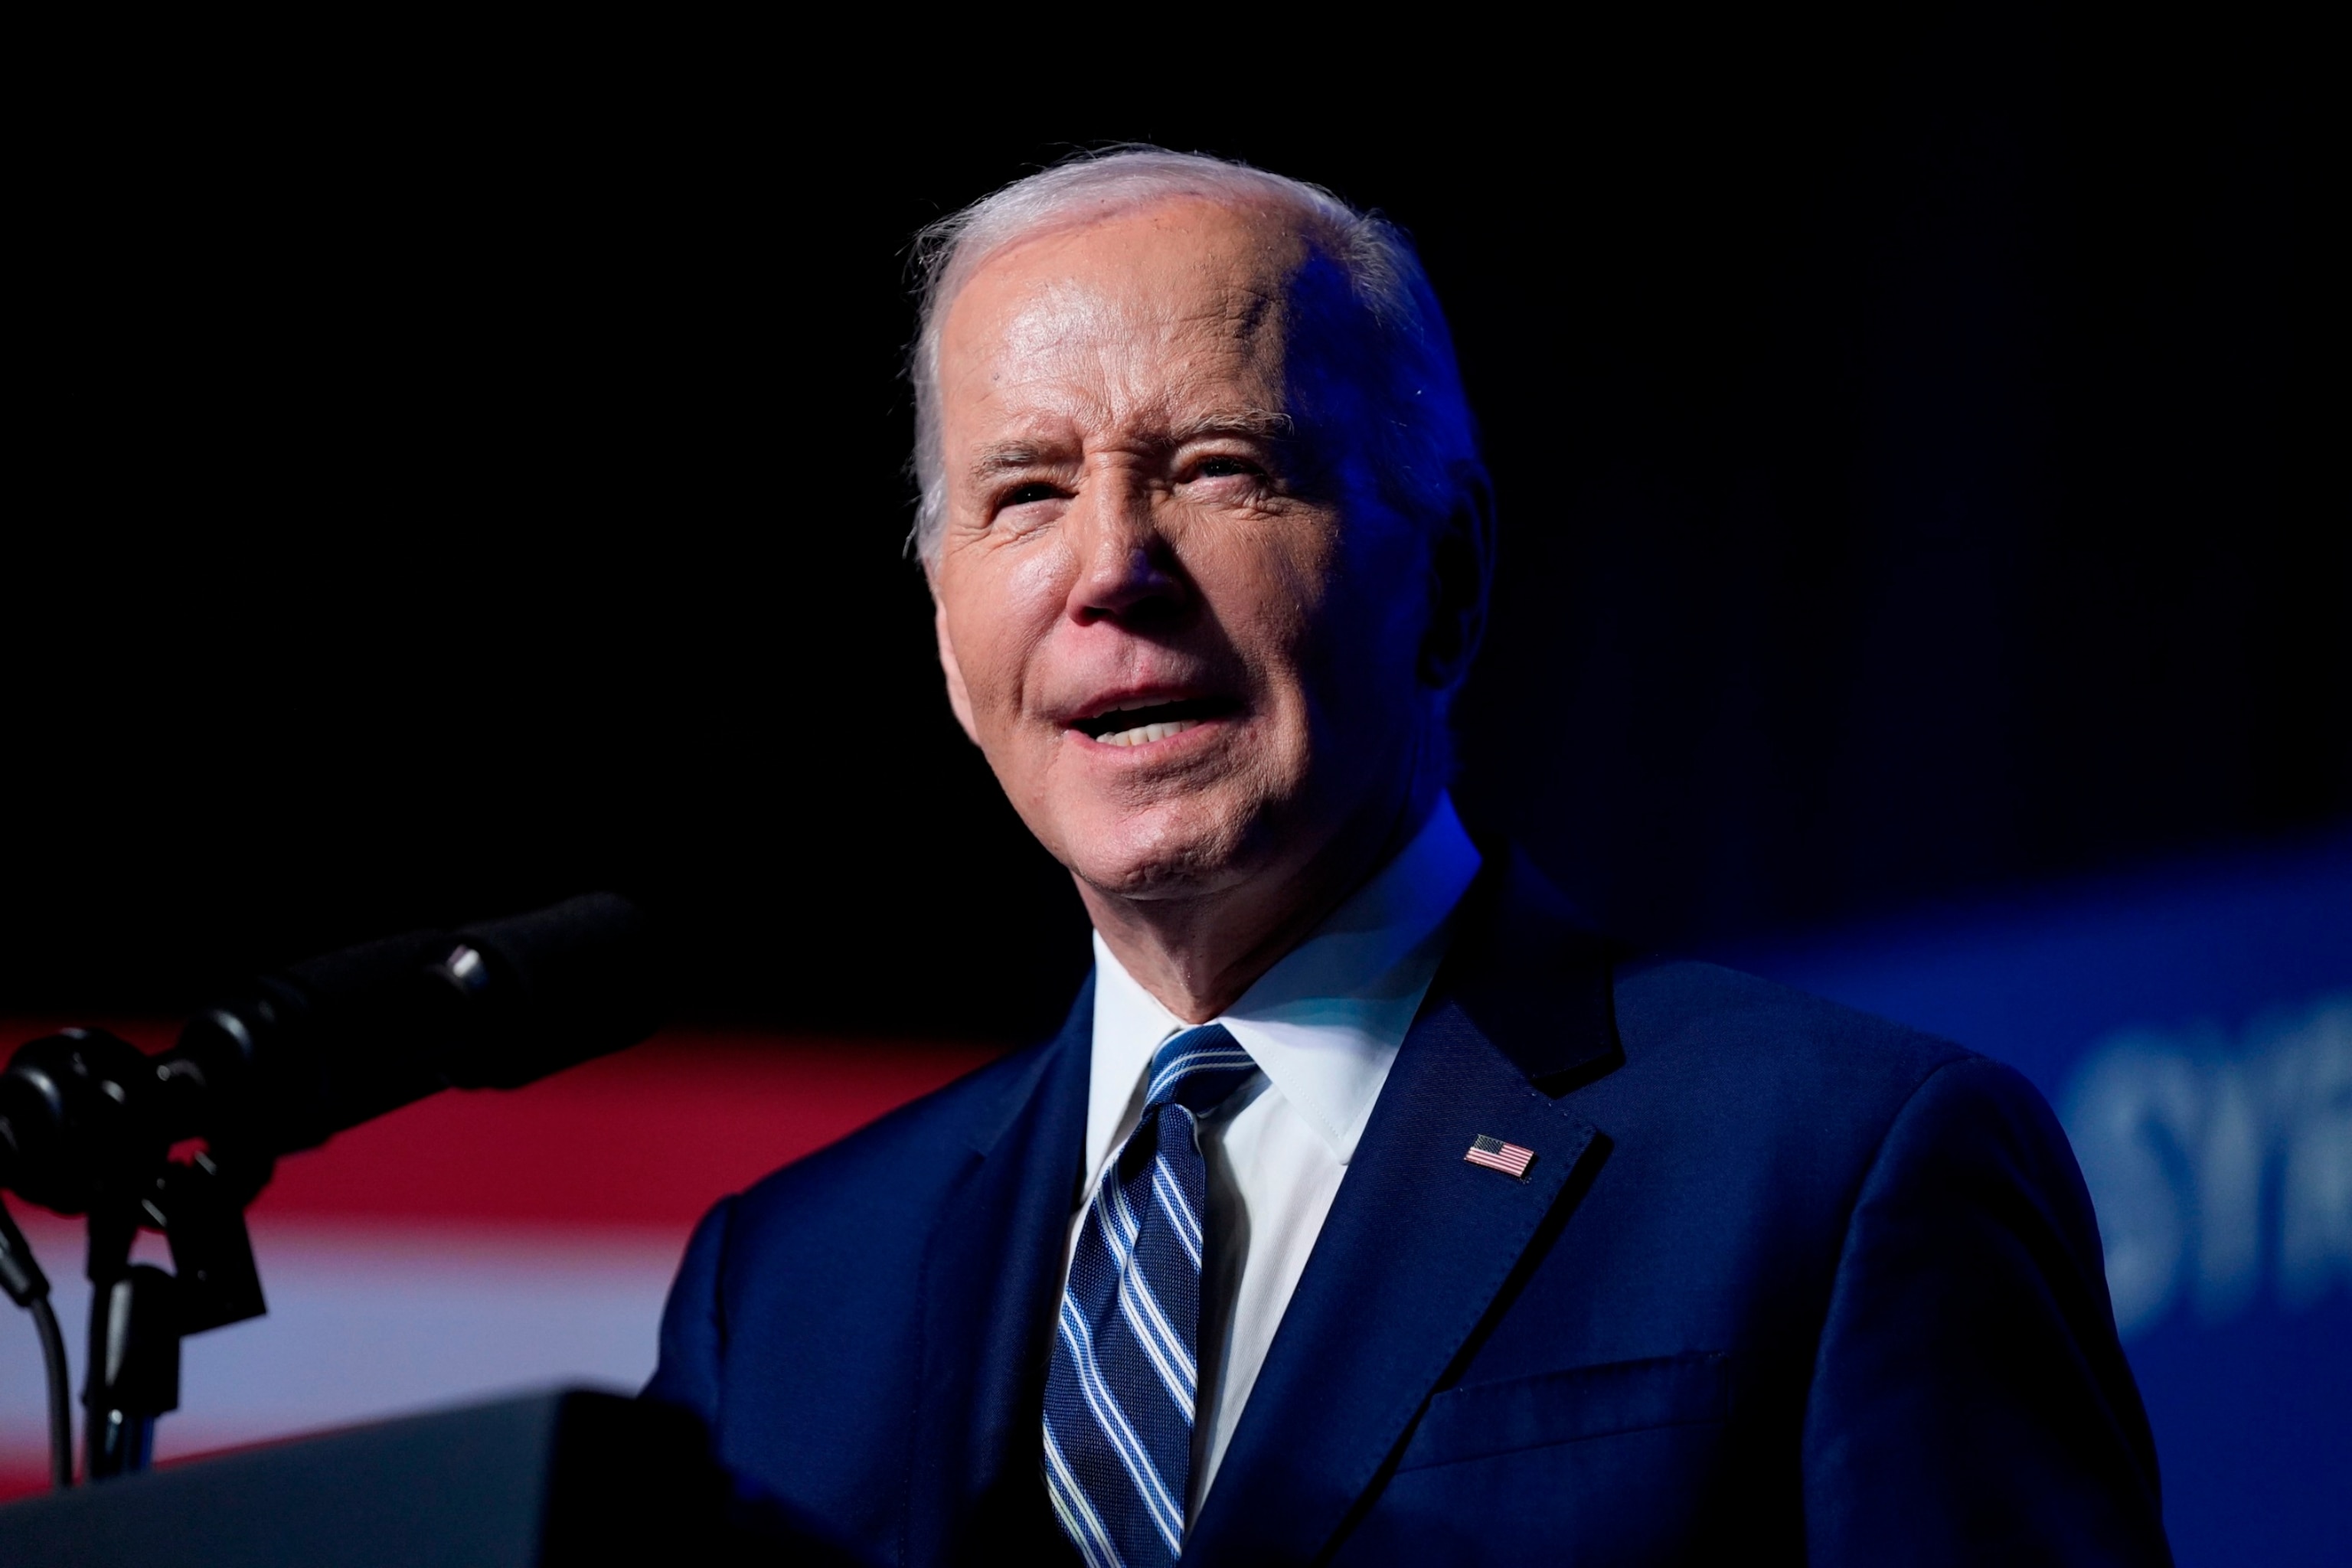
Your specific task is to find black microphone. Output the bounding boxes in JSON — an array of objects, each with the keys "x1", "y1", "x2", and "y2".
[{"x1": 0, "y1": 893, "x2": 662, "y2": 1214}]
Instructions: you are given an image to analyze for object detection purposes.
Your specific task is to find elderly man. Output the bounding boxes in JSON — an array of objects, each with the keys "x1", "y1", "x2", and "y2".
[{"x1": 648, "y1": 151, "x2": 2168, "y2": 1565}]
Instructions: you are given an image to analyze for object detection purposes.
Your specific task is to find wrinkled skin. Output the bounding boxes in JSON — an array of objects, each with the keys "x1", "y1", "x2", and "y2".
[{"x1": 929, "y1": 197, "x2": 1489, "y2": 1021}]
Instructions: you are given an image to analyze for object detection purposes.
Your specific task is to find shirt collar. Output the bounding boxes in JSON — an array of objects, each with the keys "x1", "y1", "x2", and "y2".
[{"x1": 1089, "y1": 794, "x2": 1483, "y2": 1169}]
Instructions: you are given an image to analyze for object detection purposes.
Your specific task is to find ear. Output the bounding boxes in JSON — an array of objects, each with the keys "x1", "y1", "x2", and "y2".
[
  {"x1": 1419, "y1": 465, "x2": 1496, "y2": 694},
  {"x1": 932, "y1": 582, "x2": 982, "y2": 746}
]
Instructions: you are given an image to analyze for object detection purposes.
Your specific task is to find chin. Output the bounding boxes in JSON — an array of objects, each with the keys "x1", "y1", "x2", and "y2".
[{"x1": 1055, "y1": 793, "x2": 1269, "y2": 903}]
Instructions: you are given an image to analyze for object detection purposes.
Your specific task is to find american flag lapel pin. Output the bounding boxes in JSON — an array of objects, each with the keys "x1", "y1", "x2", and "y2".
[{"x1": 1465, "y1": 1135, "x2": 1537, "y2": 1181}]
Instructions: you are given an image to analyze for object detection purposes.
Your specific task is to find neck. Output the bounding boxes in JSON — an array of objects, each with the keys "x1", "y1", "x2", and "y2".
[{"x1": 1078, "y1": 769, "x2": 1443, "y2": 1024}]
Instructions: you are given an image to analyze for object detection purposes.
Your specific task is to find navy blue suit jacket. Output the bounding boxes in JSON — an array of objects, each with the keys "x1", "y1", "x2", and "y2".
[{"x1": 648, "y1": 856, "x2": 2168, "y2": 1563}]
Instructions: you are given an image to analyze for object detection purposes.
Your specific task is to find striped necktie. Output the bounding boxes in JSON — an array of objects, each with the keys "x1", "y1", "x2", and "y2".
[{"x1": 1044, "y1": 1023, "x2": 1258, "y2": 1567}]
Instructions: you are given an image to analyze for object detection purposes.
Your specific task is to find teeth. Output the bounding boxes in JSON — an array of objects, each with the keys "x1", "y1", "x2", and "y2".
[{"x1": 1099, "y1": 720, "x2": 1200, "y2": 747}]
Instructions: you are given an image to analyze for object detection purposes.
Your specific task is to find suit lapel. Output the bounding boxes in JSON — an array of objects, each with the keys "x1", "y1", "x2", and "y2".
[
  {"x1": 1183, "y1": 857, "x2": 1620, "y2": 1563},
  {"x1": 903, "y1": 977, "x2": 1095, "y2": 1566}
]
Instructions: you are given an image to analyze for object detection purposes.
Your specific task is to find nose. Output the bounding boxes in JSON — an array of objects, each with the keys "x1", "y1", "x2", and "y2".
[{"x1": 1064, "y1": 470, "x2": 1191, "y2": 629}]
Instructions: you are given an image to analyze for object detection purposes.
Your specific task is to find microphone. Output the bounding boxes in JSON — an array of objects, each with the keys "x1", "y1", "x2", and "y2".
[{"x1": 0, "y1": 893, "x2": 662, "y2": 1214}]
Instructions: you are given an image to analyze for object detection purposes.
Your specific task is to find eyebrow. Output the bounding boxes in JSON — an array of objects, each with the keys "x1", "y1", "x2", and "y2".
[
  {"x1": 968, "y1": 443, "x2": 1057, "y2": 483},
  {"x1": 1168, "y1": 408, "x2": 1296, "y2": 444},
  {"x1": 964, "y1": 410, "x2": 1298, "y2": 485}
]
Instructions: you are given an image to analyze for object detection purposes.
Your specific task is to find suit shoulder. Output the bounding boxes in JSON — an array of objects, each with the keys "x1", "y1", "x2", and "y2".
[
  {"x1": 1564, "y1": 957, "x2": 2065, "y2": 1305},
  {"x1": 1463, "y1": 851, "x2": 1971, "y2": 1114},
  {"x1": 727, "y1": 1036, "x2": 1063, "y2": 1230},
  {"x1": 1608, "y1": 954, "x2": 1978, "y2": 1118}
]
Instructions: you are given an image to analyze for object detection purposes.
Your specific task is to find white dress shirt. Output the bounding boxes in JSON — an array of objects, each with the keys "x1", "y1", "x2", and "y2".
[{"x1": 1072, "y1": 794, "x2": 1483, "y2": 1514}]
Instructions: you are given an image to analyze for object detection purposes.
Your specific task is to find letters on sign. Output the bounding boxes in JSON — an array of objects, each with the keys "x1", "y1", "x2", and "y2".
[{"x1": 2063, "y1": 995, "x2": 2352, "y2": 1336}]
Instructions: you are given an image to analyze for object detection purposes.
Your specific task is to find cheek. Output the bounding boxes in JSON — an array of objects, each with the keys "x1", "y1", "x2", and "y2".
[
  {"x1": 1352, "y1": 517, "x2": 1434, "y2": 644},
  {"x1": 1293, "y1": 517, "x2": 1425, "y2": 664},
  {"x1": 1204, "y1": 512, "x2": 1342, "y2": 657},
  {"x1": 946, "y1": 545, "x2": 1071, "y2": 724}
]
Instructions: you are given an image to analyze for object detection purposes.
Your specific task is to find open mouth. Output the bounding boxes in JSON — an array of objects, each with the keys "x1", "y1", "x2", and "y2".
[{"x1": 1068, "y1": 697, "x2": 1240, "y2": 748}]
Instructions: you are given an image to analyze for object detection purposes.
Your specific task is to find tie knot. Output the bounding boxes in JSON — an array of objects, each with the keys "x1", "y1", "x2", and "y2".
[{"x1": 1145, "y1": 1023, "x2": 1256, "y2": 1116}]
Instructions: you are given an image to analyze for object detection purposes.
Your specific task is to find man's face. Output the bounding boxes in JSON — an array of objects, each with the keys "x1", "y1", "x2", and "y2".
[{"x1": 929, "y1": 198, "x2": 1439, "y2": 906}]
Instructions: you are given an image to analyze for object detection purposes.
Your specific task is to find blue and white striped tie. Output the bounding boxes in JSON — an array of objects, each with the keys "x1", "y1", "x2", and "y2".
[{"x1": 1044, "y1": 1024, "x2": 1257, "y2": 1567}]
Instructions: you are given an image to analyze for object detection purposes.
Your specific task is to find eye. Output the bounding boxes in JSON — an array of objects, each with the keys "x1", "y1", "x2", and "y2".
[
  {"x1": 1194, "y1": 456, "x2": 1259, "y2": 480},
  {"x1": 1004, "y1": 482, "x2": 1060, "y2": 507}
]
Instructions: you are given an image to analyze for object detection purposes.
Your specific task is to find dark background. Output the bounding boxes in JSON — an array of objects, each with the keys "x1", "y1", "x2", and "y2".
[{"x1": 8, "y1": 15, "x2": 2333, "y2": 1044}]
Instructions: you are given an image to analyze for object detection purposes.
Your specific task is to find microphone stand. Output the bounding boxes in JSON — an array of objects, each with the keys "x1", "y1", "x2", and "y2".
[
  {"x1": 2, "y1": 1027, "x2": 272, "y2": 1481},
  {"x1": 2, "y1": 893, "x2": 657, "y2": 1484},
  {"x1": 81, "y1": 1142, "x2": 270, "y2": 1479}
]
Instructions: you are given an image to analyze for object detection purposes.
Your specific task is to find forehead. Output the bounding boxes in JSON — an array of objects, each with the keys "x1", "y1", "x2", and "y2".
[{"x1": 935, "y1": 198, "x2": 1312, "y2": 439}]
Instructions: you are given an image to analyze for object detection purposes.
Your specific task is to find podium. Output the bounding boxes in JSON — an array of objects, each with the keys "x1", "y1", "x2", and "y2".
[{"x1": 0, "y1": 1389, "x2": 749, "y2": 1566}]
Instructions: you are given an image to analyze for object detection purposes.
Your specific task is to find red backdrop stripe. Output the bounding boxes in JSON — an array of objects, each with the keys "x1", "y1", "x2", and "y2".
[{"x1": 0, "y1": 1024, "x2": 1007, "y2": 1230}]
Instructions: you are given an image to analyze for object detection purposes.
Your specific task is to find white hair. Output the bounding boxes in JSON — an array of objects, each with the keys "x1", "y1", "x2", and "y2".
[{"x1": 906, "y1": 146, "x2": 1481, "y2": 562}]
